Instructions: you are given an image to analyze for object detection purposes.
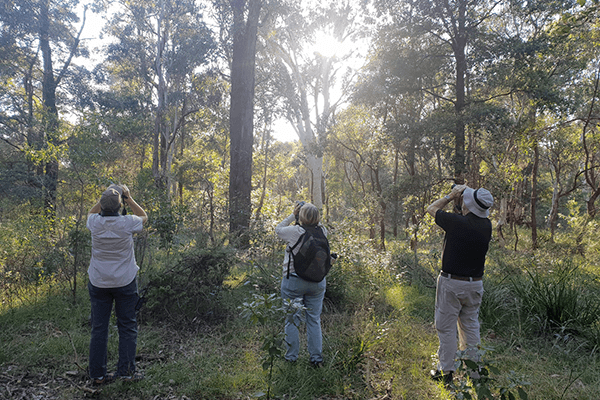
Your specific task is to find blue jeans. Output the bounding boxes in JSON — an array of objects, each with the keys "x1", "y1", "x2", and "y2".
[
  {"x1": 280, "y1": 275, "x2": 326, "y2": 363},
  {"x1": 88, "y1": 278, "x2": 138, "y2": 378}
]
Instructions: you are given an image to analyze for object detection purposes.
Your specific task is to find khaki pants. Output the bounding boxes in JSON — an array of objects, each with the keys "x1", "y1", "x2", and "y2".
[{"x1": 435, "y1": 274, "x2": 484, "y2": 372}]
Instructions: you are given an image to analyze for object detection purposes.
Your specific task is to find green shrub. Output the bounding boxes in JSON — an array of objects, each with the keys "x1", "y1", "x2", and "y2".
[
  {"x1": 450, "y1": 346, "x2": 530, "y2": 400},
  {"x1": 142, "y1": 246, "x2": 235, "y2": 327},
  {"x1": 147, "y1": 197, "x2": 188, "y2": 251}
]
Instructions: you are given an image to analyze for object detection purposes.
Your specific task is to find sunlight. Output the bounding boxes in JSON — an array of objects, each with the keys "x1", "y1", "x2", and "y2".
[{"x1": 309, "y1": 30, "x2": 345, "y2": 58}]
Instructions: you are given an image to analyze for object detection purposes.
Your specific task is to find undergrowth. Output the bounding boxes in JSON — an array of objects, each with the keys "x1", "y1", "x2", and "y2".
[{"x1": 2, "y1": 227, "x2": 600, "y2": 399}]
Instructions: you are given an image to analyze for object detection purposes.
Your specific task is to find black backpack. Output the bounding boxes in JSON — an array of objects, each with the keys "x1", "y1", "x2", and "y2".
[{"x1": 287, "y1": 225, "x2": 331, "y2": 282}]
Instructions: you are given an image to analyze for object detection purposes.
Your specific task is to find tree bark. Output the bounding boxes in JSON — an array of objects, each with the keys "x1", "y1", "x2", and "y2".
[
  {"x1": 582, "y1": 64, "x2": 600, "y2": 217},
  {"x1": 254, "y1": 128, "x2": 270, "y2": 220},
  {"x1": 392, "y1": 148, "x2": 399, "y2": 237},
  {"x1": 531, "y1": 141, "x2": 539, "y2": 250},
  {"x1": 452, "y1": 0, "x2": 468, "y2": 182},
  {"x1": 40, "y1": 0, "x2": 59, "y2": 210},
  {"x1": 229, "y1": 0, "x2": 262, "y2": 236},
  {"x1": 152, "y1": 0, "x2": 168, "y2": 192}
]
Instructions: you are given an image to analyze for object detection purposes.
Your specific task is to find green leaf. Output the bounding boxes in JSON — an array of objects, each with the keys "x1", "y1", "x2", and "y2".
[
  {"x1": 509, "y1": 391, "x2": 516, "y2": 400},
  {"x1": 464, "y1": 359, "x2": 479, "y2": 370},
  {"x1": 476, "y1": 385, "x2": 493, "y2": 399},
  {"x1": 518, "y1": 387, "x2": 528, "y2": 400},
  {"x1": 269, "y1": 346, "x2": 282, "y2": 356},
  {"x1": 489, "y1": 365, "x2": 501, "y2": 374},
  {"x1": 577, "y1": 0, "x2": 586, "y2": 6}
]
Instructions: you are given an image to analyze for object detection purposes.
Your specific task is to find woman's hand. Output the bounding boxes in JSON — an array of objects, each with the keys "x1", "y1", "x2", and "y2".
[
  {"x1": 121, "y1": 185, "x2": 130, "y2": 202},
  {"x1": 294, "y1": 202, "x2": 304, "y2": 216}
]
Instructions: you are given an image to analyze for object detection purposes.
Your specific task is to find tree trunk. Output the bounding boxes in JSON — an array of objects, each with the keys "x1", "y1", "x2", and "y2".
[
  {"x1": 548, "y1": 183, "x2": 559, "y2": 243},
  {"x1": 452, "y1": 1, "x2": 467, "y2": 182},
  {"x1": 587, "y1": 190, "x2": 600, "y2": 218},
  {"x1": 306, "y1": 153, "x2": 324, "y2": 208},
  {"x1": 153, "y1": 0, "x2": 168, "y2": 192},
  {"x1": 229, "y1": 0, "x2": 261, "y2": 236},
  {"x1": 392, "y1": 148, "x2": 399, "y2": 237},
  {"x1": 531, "y1": 142, "x2": 539, "y2": 250},
  {"x1": 40, "y1": 0, "x2": 59, "y2": 210},
  {"x1": 582, "y1": 66, "x2": 600, "y2": 217},
  {"x1": 254, "y1": 128, "x2": 270, "y2": 220},
  {"x1": 497, "y1": 197, "x2": 508, "y2": 248}
]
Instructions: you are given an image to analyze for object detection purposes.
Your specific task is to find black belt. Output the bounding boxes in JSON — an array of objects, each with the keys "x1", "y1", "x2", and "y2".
[{"x1": 440, "y1": 271, "x2": 482, "y2": 282}]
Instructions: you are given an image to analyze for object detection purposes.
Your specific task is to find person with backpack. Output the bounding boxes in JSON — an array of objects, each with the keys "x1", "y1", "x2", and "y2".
[{"x1": 276, "y1": 202, "x2": 330, "y2": 368}]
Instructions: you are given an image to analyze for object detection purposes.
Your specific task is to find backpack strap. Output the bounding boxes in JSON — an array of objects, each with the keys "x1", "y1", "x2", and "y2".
[{"x1": 286, "y1": 232, "x2": 305, "y2": 279}]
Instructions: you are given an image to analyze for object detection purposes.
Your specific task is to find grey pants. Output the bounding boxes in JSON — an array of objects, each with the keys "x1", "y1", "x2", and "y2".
[{"x1": 434, "y1": 274, "x2": 484, "y2": 372}]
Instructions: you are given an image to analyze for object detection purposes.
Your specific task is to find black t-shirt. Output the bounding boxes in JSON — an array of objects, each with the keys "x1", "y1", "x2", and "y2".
[{"x1": 435, "y1": 210, "x2": 492, "y2": 278}]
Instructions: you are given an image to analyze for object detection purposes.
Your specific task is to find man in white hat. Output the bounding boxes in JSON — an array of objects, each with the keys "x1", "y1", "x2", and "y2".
[{"x1": 426, "y1": 184, "x2": 494, "y2": 384}]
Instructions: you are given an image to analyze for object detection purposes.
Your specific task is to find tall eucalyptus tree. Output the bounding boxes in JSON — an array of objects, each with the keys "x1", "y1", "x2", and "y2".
[
  {"x1": 227, "y1": 0, "x2": 262, "y2": 236},
  {"x1": 102, "y1": 0, "x2": 214, "y2": 194},
  {"x1": 263, "y1": 0, "x2": 364, "y2": 209},
  {"x1": 486, "y1": 0, "x2": 589, "y2": 248},
  {"x1": 0, "y1": 0, "x2": 90, "y2": 209},
  {"x1": 371, "y1": 0, "x2": 503, "y2": 183}
]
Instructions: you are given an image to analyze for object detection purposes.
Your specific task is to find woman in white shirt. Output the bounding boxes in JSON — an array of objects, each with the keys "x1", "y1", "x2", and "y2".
[{"x1": 87, "y1": 184, "x2": 147, "y2": 384}]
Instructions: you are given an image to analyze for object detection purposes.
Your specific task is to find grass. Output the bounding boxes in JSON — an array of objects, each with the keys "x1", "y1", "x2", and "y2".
[
  {"x1": 0, "y1": 274, "x2": 444, "y2": 399},
  {"x1": 3, "y1": 231, "x2": 600, "y2": 399}
]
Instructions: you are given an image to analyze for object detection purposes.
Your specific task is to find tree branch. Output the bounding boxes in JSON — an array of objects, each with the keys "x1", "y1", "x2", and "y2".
[{"x1": 55, "y1": 6, "x2": 87, "y2": 87}]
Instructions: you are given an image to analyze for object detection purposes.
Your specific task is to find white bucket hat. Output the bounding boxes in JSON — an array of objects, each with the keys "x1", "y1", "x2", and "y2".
[{"x1": 462, "y1": 187, "x2": 493, "y2": 218}]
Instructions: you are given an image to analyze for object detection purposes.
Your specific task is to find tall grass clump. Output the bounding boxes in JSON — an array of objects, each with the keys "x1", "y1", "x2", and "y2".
[
  {"x1": 512, "y1": 258, "x2": 600, "y2": 341},
  {"x1": 475, "y1": 249, "x2": 523, "y2": 335},
  {"x1": 479, "y1": 280, "x2": 517, "y2": 334}
]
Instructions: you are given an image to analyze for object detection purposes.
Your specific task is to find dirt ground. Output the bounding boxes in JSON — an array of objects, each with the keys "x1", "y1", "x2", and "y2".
[
  {"x1": 0, "y1": 364, "x2": 95, "y2": 399},
  {"x1": 1, "y1": 353, "x2": 180, "y2": 400}
]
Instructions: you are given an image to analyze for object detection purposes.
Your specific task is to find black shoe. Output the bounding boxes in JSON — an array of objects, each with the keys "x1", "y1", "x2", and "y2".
[
  {"x1": 310, "y1": 360, "x2": 323, "y2": 368},
  {"x1": 430, "y1": 369, "x2": 453, "y2": 384}
]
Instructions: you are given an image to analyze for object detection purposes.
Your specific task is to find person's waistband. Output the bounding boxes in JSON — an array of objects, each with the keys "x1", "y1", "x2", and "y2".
[{"x1": 440, "y1": 271, "x2": 482, "y2": 282}]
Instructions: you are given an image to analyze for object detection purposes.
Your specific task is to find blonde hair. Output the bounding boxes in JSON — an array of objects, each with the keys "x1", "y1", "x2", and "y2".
[{"x1": 299, "y1": 203, "x2": 320, "y2": 226}]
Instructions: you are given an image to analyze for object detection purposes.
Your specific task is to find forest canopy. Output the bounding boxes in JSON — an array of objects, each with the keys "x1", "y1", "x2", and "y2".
[
  {"x1": 0, "y1": 0, "x2": 597, "y2": 245},
  {"x1": 1, "y1": 0, "x2": 599, "y2": 248}
]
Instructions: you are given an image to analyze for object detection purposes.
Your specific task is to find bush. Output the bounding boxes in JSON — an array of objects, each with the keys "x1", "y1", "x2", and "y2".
[{"x1": 142, "y1": 246, "x2": 235, "y2": 327}]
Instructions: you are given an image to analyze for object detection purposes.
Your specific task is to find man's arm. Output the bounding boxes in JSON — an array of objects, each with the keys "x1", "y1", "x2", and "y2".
[{"x1": 426, "y1": 184, "x2": 467, "y2": 218}]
